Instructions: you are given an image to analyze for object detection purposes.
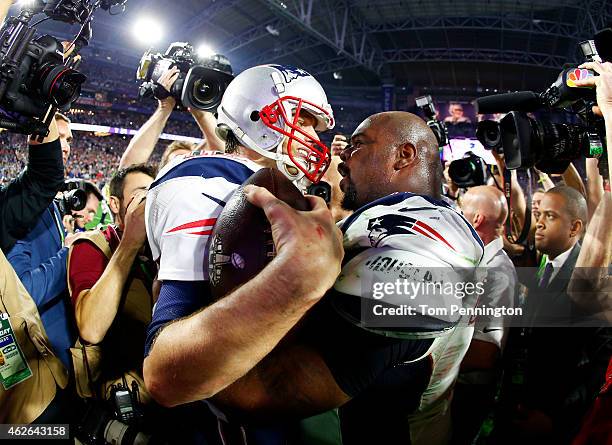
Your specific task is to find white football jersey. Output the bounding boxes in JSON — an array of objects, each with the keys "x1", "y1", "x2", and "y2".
[
  {"x1": 146, "y1": 152, "x2": 261, "y2": 281},
  {"x1": 331, "y1": 192, "x2": 484, "y2": 422},
  {"x1": 333, "y1": 192, "x2": 485, "y2": 335}
]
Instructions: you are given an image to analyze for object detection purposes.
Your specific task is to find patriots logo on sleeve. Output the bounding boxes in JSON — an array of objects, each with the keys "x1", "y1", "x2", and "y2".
[{"x1": 367, "y1": 214, "x2": 456, "y2": 251}]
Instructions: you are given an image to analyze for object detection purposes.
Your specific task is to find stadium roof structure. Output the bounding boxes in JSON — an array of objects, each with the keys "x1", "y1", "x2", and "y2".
[{"x1": 23, "y1": 0, "x2": 611, "y2": 96}]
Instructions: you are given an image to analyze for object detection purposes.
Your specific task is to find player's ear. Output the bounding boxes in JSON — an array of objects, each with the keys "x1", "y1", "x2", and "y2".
[
  {"x1": 108, "y1": 195, "x2": 121, "y2": 215},
  {"x1": 394, "y1": 143, "x2": 417, "y2": 170}
]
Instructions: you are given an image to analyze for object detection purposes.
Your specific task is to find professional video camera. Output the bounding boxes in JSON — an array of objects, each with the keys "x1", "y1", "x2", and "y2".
[
  {"x1": 448, "y1": 151, "x2": 488, "y2": 188},
  {"x1": 0, "y1": 0, "x2": 127, "y2": 138},
  {"x1": 416, "y1": 95, "x2": 449, "y2": 147},
  {"x1": 55, "y1": 179, "x2": 87, "y2": 216},
  {"x1": 137, "y1": 42, "x2": 234, "y2": 112},
  {"x1": 474, "y1": 30, "x2": 610, "y2": 175}
]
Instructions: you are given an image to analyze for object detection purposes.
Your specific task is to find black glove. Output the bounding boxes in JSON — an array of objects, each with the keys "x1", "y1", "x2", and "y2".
[{"x1": 152, "y1": 82, "x2": 172, "y2": 100}]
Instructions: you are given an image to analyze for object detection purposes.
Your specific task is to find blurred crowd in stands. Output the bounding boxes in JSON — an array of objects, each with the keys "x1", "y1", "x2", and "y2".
[{"x1": 1, "y1": 131, "x2": 161, "y2": 189}]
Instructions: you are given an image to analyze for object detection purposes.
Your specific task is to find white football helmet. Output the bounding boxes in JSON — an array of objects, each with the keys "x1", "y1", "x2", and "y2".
[{"x1": 216, "y1": 64, "x2": 335, "y2": 188}]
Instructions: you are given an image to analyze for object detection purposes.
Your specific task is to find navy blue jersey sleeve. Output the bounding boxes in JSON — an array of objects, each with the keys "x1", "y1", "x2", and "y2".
[
  {"x1": 145, "y1": 280, "x2": 210, "y2": 357},
  {"x1": 302, "y1": 295, "x2": 434, "y2": 398}
]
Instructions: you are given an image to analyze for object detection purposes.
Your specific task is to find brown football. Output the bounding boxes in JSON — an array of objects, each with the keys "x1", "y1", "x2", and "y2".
[{"x1": 208, "y1": 168, "x2": 310, "y2": 300}]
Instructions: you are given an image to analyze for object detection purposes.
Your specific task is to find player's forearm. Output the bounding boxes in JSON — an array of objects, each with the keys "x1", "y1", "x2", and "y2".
[
  {"x1": 192, "y1": 111, "x2": 224, "y2": 151},
  {"x1": 606, "y1": 116, "x2": 612, "y2": 185},
  {"x1": 568, "y1": 192, "x2": 612, "y2": 309},
  {"x1": 562, "y1": 163, "x2": 587, "y2": 199},
  {"x1": 213, "y1": 343, "x2": 350, "y2": 419},
  {"x1": 75, "y1": 241, "x2": 140, "y2": 344},
  {"x1": 144, "y1": 254, "x2": 326, "y2": 407},
  {"x1": 510, "y1": 170, "x2": 527, "y2": 233},
  {"x1": 575, "y1": 192, "x2": 611, "y2": 270},
  {"x1": 120, "y1": 105, "x2": 172, "y2": 168},
  {"x1": 535, "y1": 170, "x2": 555, "y2": 191}
]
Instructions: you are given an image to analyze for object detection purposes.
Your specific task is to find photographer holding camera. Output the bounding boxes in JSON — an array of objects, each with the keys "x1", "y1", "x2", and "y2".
[
  {"x1": 66, "y1": 165, "x2": 159, "y2": 443},
  {"x1": 0, "y1": 114, "x2": 79, "y2": 424},
  {"x1": 574, "y1": 60, "x2": 612, "y2": 185},
  {"x1": 566, "y1": 60, "x2": 612, "y2": 320},
  {"x1": 0, "y1": 115, "x2": 65, "y2": 253},
  {"x1": 6, "y1": 113, "x2": 81, "y2": 372},
  {"x1": 120, "y1": 56, "x2": 226, "y2": 170}
]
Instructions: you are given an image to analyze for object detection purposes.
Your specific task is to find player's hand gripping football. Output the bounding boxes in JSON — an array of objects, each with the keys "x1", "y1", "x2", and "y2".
[{"x1": 244, "y1": 184, "x2": 344, "y2": 300}]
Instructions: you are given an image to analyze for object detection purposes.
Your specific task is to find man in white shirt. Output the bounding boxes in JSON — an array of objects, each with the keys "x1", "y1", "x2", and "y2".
[
  {"x1": 448, "y1": 185, "x2": 517, "y2": 445},
  {"x1": 407, "y1": 185, "x2": 515, "y2": 445}
]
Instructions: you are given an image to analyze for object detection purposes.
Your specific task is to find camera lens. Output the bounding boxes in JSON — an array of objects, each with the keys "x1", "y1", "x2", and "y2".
[
  {"x1": 535, "y1": 121, "x2": 587, "y2": 162},
  {"x1": 64, "y1": 189, "x2": 87, "y2": 212},
  {"x1": 448, "y1": 159, "x2": 475, "y2": 183},
  {"x1": 499, "y1": 112, "x2": 590, "y2": 173},
  {"x1": 448, "y1": 154, "x2": 486, "y2": 187},
  {"x1": 476, "y1": 120, "x2": 502, "y2": 150},
  {"x1": 192, "y1": 78, "x2": 220, "y2": 107},
  {"x1": 38, "y1": 64, "x2": 87, "y2": 108}
]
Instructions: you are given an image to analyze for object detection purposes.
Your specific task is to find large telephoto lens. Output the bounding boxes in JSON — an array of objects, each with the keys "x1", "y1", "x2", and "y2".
[
  {"x1": 500, "y1": 111, "x2": 591, "y2": 172},
  {"x1": 533, "y1": 121, "x2": 589, "y2": 162}
]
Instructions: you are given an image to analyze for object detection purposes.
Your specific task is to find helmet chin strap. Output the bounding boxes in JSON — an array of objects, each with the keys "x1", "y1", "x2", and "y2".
[{"x1": 274, "y1": 144, "x2": 312, "y2": 194}]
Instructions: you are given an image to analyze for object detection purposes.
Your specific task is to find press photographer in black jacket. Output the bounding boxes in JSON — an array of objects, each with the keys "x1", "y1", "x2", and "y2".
[{"x1": 0, "y1": 117, "x2": 65, "y2": 252}]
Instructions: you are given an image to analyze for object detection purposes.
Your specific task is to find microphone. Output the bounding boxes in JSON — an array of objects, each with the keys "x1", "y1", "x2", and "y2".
[{"x1": 473, "y1": 91, "x2": 544, "y2": 114}]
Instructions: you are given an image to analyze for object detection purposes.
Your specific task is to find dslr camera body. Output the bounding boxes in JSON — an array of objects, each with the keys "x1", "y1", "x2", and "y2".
[
  {"x1": 137, "y1": 42, "x2": 234, "y2": 112},
  {"x1": 414, "y1": 95, "x2": 485, "y2": 188},
  {"x1": 474, "y1": 31, "x2": 609, "y2": 176},
  {"x1": 54, "y1": 179, "x2": 88, "y2": 216},
  {"x1": 448, "y1": 151, "x2": 488, "y2": 188},
  {"x1": 0, "y1": 0, "x2": 126, "y2": 137}
]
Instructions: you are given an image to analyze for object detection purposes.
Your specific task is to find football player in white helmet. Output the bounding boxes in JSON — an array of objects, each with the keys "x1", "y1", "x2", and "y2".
[
  {"x1": 143, "y1": 64, "x2": 342, "y2": 443},
  {"x1": 216, "y1": 64, "x2": 335, "y2": 192}
]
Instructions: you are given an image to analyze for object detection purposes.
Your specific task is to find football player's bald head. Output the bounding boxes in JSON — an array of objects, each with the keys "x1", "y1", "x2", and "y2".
[{"x1": 338, "y1": 112, "x2": 443, "y2": 210}]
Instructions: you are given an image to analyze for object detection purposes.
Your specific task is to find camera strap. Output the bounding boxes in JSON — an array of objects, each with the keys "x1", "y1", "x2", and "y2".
[{"x1": 80, "y1": 338, "x2": 100, "y2": 399}]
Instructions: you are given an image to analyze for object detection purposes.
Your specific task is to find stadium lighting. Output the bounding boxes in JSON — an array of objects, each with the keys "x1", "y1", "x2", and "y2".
[
  {"x1": 197, "y1": 44, "x2": 215, "y2": 59},
  {"x1": 132, "y1": 17, "x2": 163, "y2": 45}
]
